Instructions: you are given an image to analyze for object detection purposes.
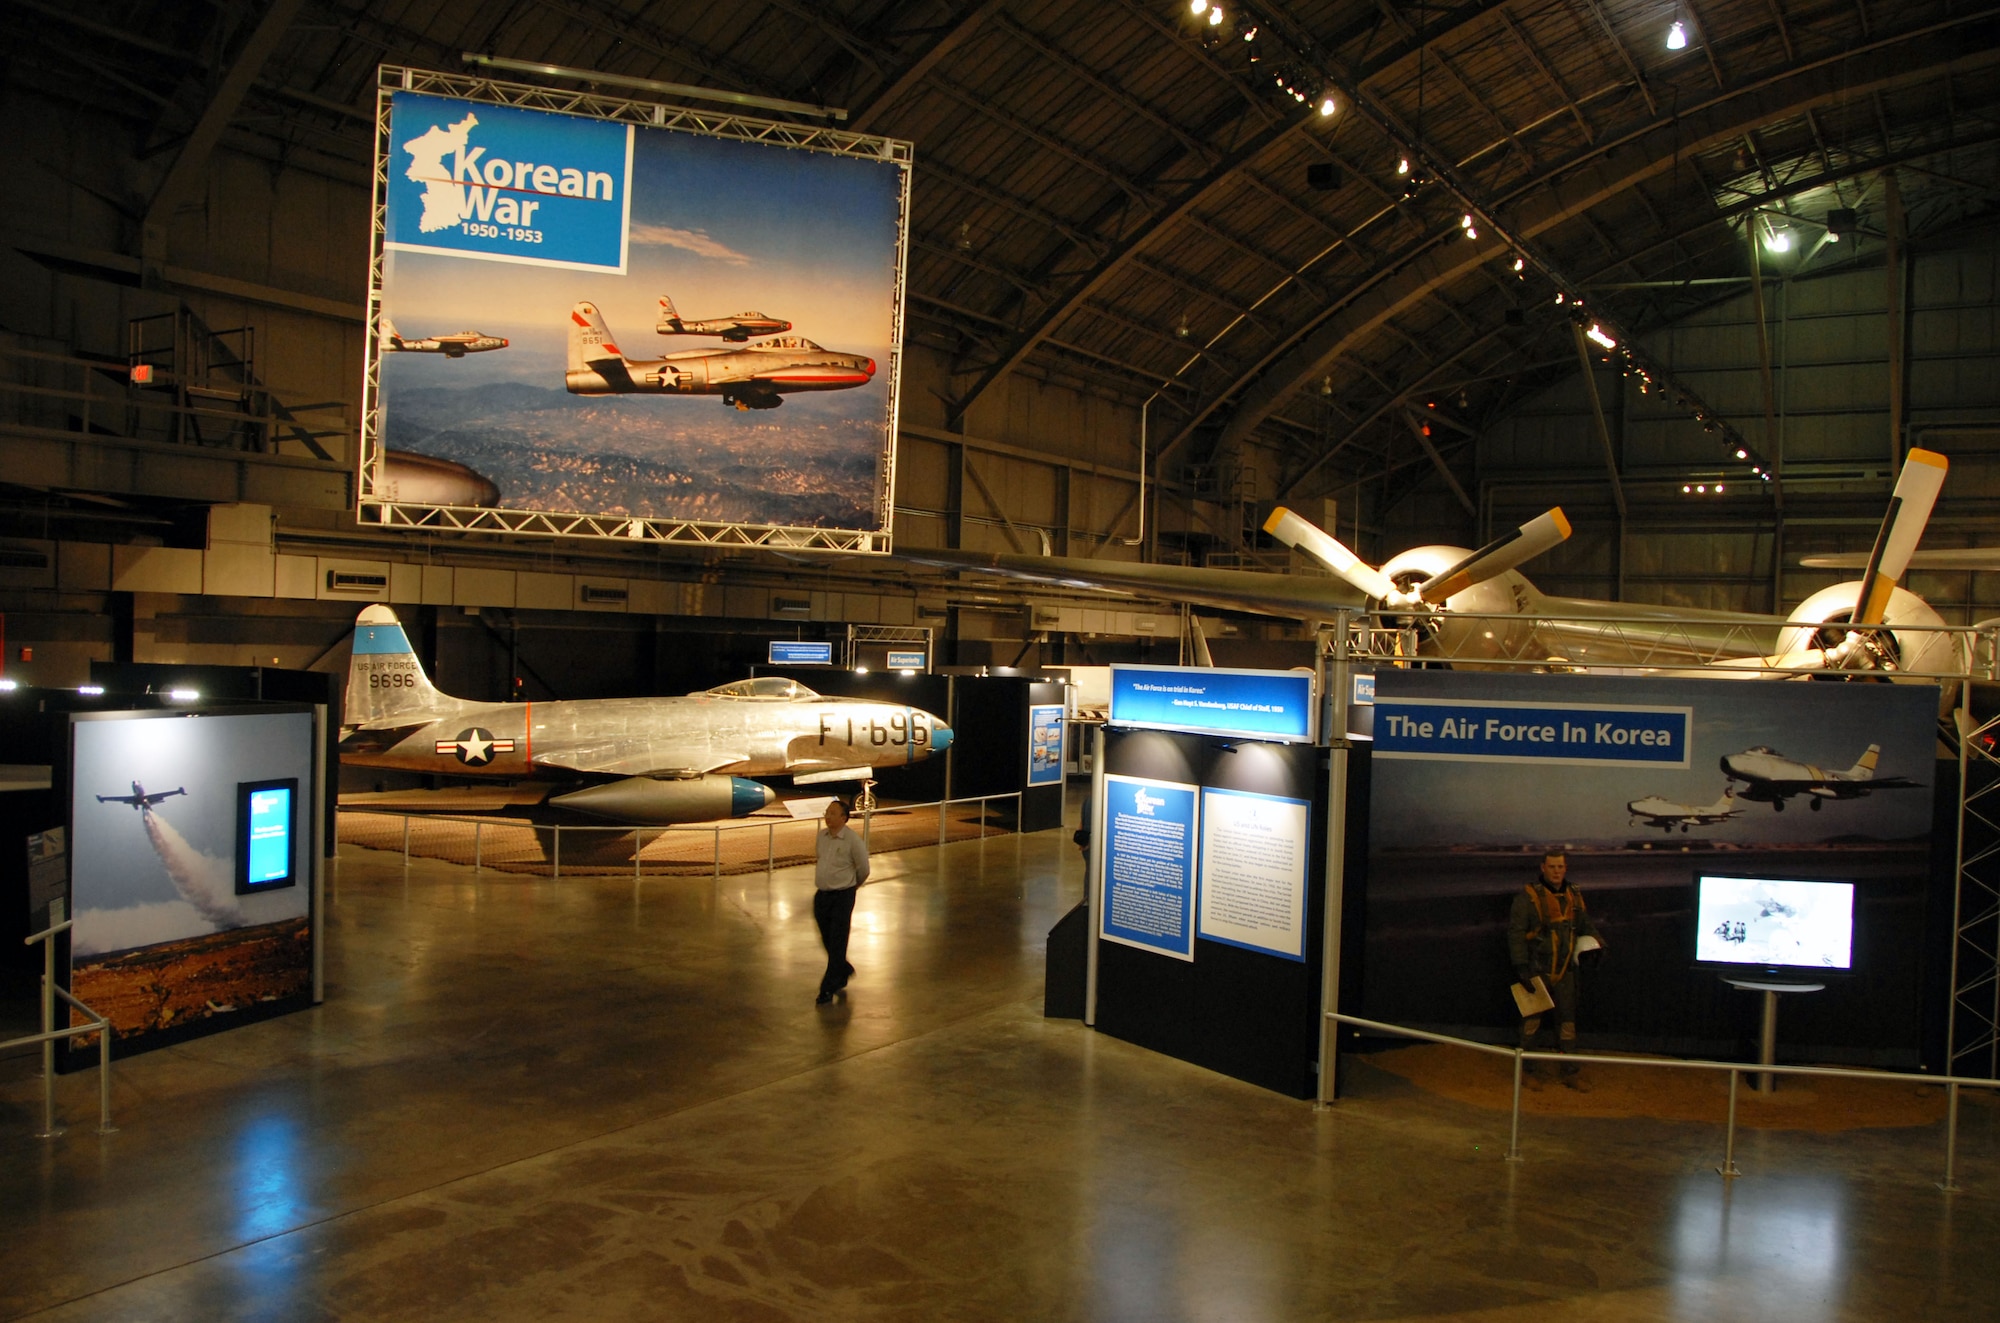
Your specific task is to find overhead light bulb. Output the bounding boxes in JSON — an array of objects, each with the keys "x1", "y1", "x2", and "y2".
[
  {"x1": 0, "y1": 679, "x2": 17, "y2": 692},
  {"x1": 1696, "y1": 484, "x2": 1707, "y2": 493},
  {"x1": 1683, "y1": 485, "x2": 1692, "y2": 493},
  {"x1": 1762, "y1": 221, "x2": 1793, "y2": 253},
  {"x1": 1465, "y1": 226, "x2": 1478, "y2": 239},
  {"x1": 1586, "y1": 324, "x2": 1617, "y2": 350},
  {"x1": 1209, "y1": 6, "x2": 1223, "y2": 25},
  {"x1": 169, "y1": 688, "x2": 200, "y2": 702},
  {"x1": 1396, "y1": 155, "x2": 1410, "y2": 175},
  {"x1": 1716, "y1": 484, "x2": 1725, "y2": 493},
  {"x1": 1666, "y1": 20, "x2": 1687, "y2": 50},
  {"x1": 1319, "y1": 94, "x2": 1337, "y2": 116},
  {"x1": 1241, "y1": 24, "x2": 1257, "y2": 41},
  {"x1": 1734, "y1": 448, "x2": 1748, "y2": 459},
  {"x1": 1190, "y1": 0, "x2": 1207, "y2": 12},
  {"x1": 1512, "y1": 256, "x2": 1525, "y2": 272},
  {"x1": 1461, "y1": 214, "x2": 1473, "y2": 229},
  {"x1": 78, "y1": 685, "x2": 105, "y2": 696}
]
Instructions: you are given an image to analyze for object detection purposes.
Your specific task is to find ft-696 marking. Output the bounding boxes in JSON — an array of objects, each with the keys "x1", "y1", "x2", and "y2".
[{"x1": 819, "y1": 713, "x2": 929, "y2": 747}]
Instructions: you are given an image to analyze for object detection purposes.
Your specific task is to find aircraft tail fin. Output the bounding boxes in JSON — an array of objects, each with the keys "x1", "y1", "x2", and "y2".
[
  {"x1": 567, "y1": 301, "x2": 625, "y2": 370},
  {"x1": 655, "y1": 294, "x2": 682, "y2": 331},
  {"x1": 346, "y1": 605, "x2": 450, "y2": 727},
  {"x1": 1847, "y1": 744, "x2": 1883, "y2": 780},
  {"x1": 380, "y1": 316, "x2": 403, "y2": 349}
]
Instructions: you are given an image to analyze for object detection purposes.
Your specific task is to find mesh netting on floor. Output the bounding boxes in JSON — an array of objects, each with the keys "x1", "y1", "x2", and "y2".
[{"x1": 336, "y1": 801, "x2": 1016, "y2": 876}]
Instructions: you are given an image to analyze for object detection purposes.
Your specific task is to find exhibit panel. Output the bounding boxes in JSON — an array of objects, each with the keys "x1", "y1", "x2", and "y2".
[
  {"x1": 1092, "y1": 726, "x2": 1328, "y2": 1098},
  {"x1": 61, "y1": 706, "x2": 323, "y2": 1065},
  {"x1": 1363, "y1": 670, "x2": 1942, "y2": 1065}
]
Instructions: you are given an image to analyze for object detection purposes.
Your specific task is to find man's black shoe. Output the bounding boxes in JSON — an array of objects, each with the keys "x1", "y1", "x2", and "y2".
[{"x1": 815, "y1": 992, "x2": 833, "y2": 1006}]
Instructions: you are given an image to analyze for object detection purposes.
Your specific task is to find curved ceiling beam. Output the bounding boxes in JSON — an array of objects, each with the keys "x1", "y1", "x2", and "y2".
[
  {"x1": 1191, "y1": 16, "x2": 2000, "y2": 471},
  {"x1": 943, "y1": 0, "x2": 1526, "y2": 429},
  {"x1": 1270, "y1": 123, "x2": 2000, "y2": 503}
]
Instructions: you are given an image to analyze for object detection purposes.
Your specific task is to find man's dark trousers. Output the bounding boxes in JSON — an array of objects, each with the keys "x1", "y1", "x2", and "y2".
[{"x1": 814, "y1": 886, "x2": 857, "y2": 997}]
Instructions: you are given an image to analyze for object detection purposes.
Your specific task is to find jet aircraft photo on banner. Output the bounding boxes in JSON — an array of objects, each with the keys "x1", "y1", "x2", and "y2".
[
  {"x1": 339, "y1": 606, "x2": 952, "y2": 825},
  {"x1": 361, "y1": 73, "x2": 909, "y2": 546}
]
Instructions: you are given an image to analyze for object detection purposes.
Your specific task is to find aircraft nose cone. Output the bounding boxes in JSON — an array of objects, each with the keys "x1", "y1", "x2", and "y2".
[
  {"x1": 931, "y1": 722, "x2": 954, "y2": 755},
  {"x1": 731, "y1": 777, "x2": 776, "y2": 816},
  {"x1": 865, "y1": 358, "x2": 876, "y2": 377}
]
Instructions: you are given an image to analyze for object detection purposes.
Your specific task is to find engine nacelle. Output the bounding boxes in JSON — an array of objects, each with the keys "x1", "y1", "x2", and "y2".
[
  {"x1": 1376, "y1": 545, "x2": 1540, "y2": 667},
  {"x1": 548, "y1": 774, "x2": 776, "y2": 824},
  {"x1": 1776, "y1": 581, "x2": 1964, "y2": 686}
]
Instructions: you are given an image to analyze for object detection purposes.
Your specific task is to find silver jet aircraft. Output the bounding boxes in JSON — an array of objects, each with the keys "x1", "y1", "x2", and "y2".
[
  {"x1": 381, "y1": 318, "x2": 509, "y2": 357},
  {"x1": 340, "y1": 605, "x2": 952, "y2": 824},
  {"x1": 1627, "y1": 787, "x2": 1741, "y2": 833},
  {"x1": 564, "y1": 301, "x2": 874, "y2": 410},
  {"x1": 1719, "y1": 743, "x2": 1924, "y2": 811},
  {"x1": 654, "y1": 295, "x2": 792, "y2": 342}
]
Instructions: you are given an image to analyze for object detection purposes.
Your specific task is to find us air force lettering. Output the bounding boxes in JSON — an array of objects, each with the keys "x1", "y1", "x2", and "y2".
[
  {"x1": 384, "y1": 91, "x2": 633, "y2": 273},
  {"x1": 340, "y1": 606, "x2": 952, "y2": 824}
]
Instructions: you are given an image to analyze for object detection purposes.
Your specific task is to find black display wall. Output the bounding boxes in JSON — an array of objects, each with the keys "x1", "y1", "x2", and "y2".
[{"x1": 1093, "y1": 729, "x2": 1329, "y2": 1098}]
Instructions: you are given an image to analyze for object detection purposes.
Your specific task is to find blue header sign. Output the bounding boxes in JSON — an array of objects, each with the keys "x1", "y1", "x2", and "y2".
[
  {"x1": 385, "y1": 92, "x2": 633, "y2": 273},
  {"x1": 768, "y1": 641, "x2": 833, "y2": 665},
  {"x1": 1099, "y1": 774, "x2": 1199, "y2": 961},
  {"x1": 1373, "y1": 697, "x2": 1691, "y2": 767},
  {"x1": 886, "y1": 650, "x2": 927, "y2": 669},
  {"x1": 1108, "y1": 665, "x2": 1315, "y2": 744}
]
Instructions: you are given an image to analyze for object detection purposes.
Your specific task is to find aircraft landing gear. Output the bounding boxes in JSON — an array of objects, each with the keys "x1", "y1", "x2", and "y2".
[
  {"x1": 1809, "y1": 797, "x2": 1822, "y2": 811},
  {"x1": 1772, "y1": 799, "x2": 1785, "y2": 812},
  {"x1": 723, "y1": 391, "x2": 783, "y2": 410}
]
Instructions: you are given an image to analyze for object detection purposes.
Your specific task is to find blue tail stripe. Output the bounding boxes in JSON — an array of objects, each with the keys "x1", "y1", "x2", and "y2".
[{"x1": 354, "y1": 625, "x2": 415, "y2": 655}]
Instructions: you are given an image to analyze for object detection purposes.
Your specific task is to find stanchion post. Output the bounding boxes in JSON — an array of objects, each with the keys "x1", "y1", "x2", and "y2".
[
  {"x1": 97, "y1": 1014, "x2": 113, "y2": 1134},
  {"x1": 474, "y1": 820, "x2": 482, "y2": 872},
  {"x1": 38, "y1": 917, "x2": 60, "y2": 1139},
  {"x1": 1084, "y1": 726, "x2": 1106, "y2": 1027},
  {"x1": 1507, "y1": 1048, "x2": 1525, "y2": 1162},
  {"x1": 1941, "y1": 1080, "x2": 1962, "y2": 1192},
  {"x1": 767, "y1": 821, "x2": 775, "y2": 876},
  {"x1": 552, "y1": 825, "x2": 561, "y2": 879},
  {"x1": 938, "y1": 796, "x2": 948, "y2": 847},
  {"x1": 402, "y1": 815, "x2": 411, "y2": 868},
  {"x1": 1719, "y1": 1069, "x2": 1742, "y2": 1178},
  {"x1": 635, "y1": 828, "x2": 644, "y2": 883},
  {"x1": 713, "y1": 824, "x2": 722, "y2": 880}
]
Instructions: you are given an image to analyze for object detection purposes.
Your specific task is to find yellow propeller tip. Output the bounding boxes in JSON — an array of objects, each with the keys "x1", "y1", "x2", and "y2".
[
  {"x1": 1907, "y1": 447, "x2": 1948, "y2": 471},
  {"x1": 1550, "y1": 508, "x2": 1572, "y2": 539},
  {"x1": 1261, "y1": 507, "x2": 1293, "y2": 534}
]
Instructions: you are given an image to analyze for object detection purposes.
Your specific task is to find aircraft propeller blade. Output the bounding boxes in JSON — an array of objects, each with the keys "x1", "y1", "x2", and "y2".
[
  {"x1": 1188, "y1": 615, "x2": 1215, "y2": 667},
  {"x1": 1853, "y1": 448, "x2": 1948, "y2": 626},
  {"x1": 1261, "y1": 508, "x2": 1398, "y2": 600},
  {"x1": 1415, "y1": 508, "x2": 1572, "y2": 605}
]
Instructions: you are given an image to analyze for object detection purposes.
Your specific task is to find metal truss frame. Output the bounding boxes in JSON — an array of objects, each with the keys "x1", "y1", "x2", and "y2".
[
  {"x1": 357, "y1": 65, "x2": 911, "y2": 554},
  {"x1": 1952, "y1": 699, "x2": 2000, "y2": 1080}
]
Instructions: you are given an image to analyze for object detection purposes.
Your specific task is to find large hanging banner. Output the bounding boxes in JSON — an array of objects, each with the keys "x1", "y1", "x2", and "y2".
[
  {"x1": 1364, "y1": 670, "x2": 1940, "y2": 1056},
  {"x1": 360, "y1": 69, "x2": 911, "y2": 551}
]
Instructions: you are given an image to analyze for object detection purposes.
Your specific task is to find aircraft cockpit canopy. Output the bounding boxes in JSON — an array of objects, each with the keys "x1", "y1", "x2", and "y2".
[
  {"x1": 753, "y1": 336, "x2": 821, "y2": 351},
  {"x1": 700, "y1": 677, "x2": 821, "y2": 701}
]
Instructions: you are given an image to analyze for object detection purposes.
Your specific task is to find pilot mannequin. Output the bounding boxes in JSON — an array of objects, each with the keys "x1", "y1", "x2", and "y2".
[{"x1": 1508, "y1": 851, "x2": 1602, "y2": 1089}]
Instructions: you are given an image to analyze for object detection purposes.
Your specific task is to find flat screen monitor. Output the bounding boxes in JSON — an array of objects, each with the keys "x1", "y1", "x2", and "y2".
[
  {"x1": 236, "y1": 777, "x2": 299, "y2": 894},
  {"x1": 1694, "y1": 874, "x2": 1854, "y2": 974}
]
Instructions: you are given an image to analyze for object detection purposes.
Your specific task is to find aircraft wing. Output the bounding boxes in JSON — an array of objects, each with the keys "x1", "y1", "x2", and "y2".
[
  {"x1": 1801, "y1": 548, "x2": 2000, "y2": 571},
  {"x1": 896, "y1": 548, "x2": 1367, "y2": 619},
  {"x1": 1520, "y1": 596, "x2": 1794, "y2": 668},
  {"x1": 530, "y1": 745, "x2": 748, "y2": 778}
]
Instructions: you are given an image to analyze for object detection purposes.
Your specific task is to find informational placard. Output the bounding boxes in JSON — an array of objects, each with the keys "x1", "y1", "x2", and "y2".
[
  {"x1": 886, "y1": 650, "x2": 927, "y2": 670},
  {"x1": 360, "y1": 68, "x2": 912, "y2": 553},
  {"x1": 1108, "y1": 665, "x2": 1315, "y2": 743},
  {"x1": 1027, "y1": 703, "x2": 1065, "y2": 786},
  {"x1": 236, "y1": 778, "x2": 299, "y2": 894},
  {"x1": 769, "y1": 641, "x2": 833, "y2": 665},
  {"x1": 1099, "y1": 774, "x2": 1199, "y2": 961},
  {"x1": 1373, "y1": 696, "x2": 1690, "y2": 767},
  {"x1": 1197, "y1": 787, "x2": 1310, "y2": 961}
]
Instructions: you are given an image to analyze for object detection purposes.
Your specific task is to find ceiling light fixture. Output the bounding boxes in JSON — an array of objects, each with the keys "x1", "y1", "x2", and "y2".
[
  {"x1": 1208, "y1": 5, "x2": 1224, "y2": 26},
  {"x1": 1190, "y1": 0, "x2": 1207, "y2": 12},
  {"x1": 1395, "y1": 153, "x2": 1410, "y2": 176},
  {"x1": 1319, "y1": 91, "x2": 1337, "y2": 116},
  {"x1": 1763, "y1": 222, "x2": 1793, "y2": 254},
  {"x1": 1586, "y1": 324, "x2": 1616, "y2": 349},
  {"x1": 1666, "y1": 20, "x2": 1687, "y2": 50}
]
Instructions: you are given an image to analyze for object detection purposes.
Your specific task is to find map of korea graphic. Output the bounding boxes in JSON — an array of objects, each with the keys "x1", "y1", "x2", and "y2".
[{"x1": 401, "y1": 111, "x2": 479, "y2": 233}]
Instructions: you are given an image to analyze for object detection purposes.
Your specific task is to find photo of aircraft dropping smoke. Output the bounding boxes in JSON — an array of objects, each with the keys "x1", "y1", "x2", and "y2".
[
  {"x1": 97, "y1": 781, "x2": 186, "y2": 812},
  {"x1": 381, "y1": 317, "x2": 508, "y2": 357},
  {"x1": 565, "y1": 301, "x2": 873, "y2": 410},
  {"x1": 1720, "y1": 743, "x2": 1925, "y2": 811},
  {"x1": 340, "y1": 605, "x2": 952, "y2": 824},
  {"x1": 654, "y1": 295, "x2": 790, "y2": 342},
  {"x1": 1627, "y1": 786, "x2": 1741, "y2": 833}
]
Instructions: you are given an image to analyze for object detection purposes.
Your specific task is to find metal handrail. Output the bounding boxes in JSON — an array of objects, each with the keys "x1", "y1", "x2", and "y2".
[
  {"x1": 6, "y1": 912, "x2": 115, "y2": 1137},
  {"x1": 1330, "y1": 1011, "x2": 1996, "y2": 1189},
  {"x1": 354, "y1": 790, "x2": 1028, "y2": 880}
]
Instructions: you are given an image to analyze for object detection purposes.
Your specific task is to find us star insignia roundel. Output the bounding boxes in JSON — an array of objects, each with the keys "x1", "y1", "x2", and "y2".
[{"x1": 434, "y1": 727, "x2": 515, "y2": 766}]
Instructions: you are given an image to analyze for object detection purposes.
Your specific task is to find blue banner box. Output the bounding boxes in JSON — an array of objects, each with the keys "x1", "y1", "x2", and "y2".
[
  {"x1": 1373, "y1": 697, "x2": 1691, "y2": 767},
  {"x1": 769, "y1": 641, "x2": 834, "y2": 665},
  {"x1": 385, "y1": 91, "x2": 633, "y2": 273},
  {"x1": 1108, "y1": 665, "x2": 1316, "y2": 743}
]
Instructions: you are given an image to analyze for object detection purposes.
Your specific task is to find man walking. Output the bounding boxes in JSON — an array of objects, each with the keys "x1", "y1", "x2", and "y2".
[{"x1": 813, "y1": 798, "x2": 870, "y2": 1005}]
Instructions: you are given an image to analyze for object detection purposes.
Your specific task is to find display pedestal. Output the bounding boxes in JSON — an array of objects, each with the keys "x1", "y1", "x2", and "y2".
[{"x1": 1722, "y1": 978, "x2": 1825, "y2": 1093}]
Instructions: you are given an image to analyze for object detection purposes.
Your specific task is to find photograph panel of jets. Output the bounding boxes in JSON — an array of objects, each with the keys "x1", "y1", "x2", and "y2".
[
  {"x1": 380, "y1": 317, "x2": 508, "y2": 357},
  {"x1": 564, "y1": 301, "x2": 874, "y2": 410},
  {"x1": 1720, "y1": 743, "x2": 1924, "y2": 811},
  {"x1": 654, "y1": 295, "x2": 791, "y2": 342}
]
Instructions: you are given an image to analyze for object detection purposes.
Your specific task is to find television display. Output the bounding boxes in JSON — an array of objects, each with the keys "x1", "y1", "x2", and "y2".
[
  {"x1": 236, "y1": 778, "x2": 299, "y2": 894},
  {"x1": 1694, "y1": 874, "x2": 1855, "y2": 973}
]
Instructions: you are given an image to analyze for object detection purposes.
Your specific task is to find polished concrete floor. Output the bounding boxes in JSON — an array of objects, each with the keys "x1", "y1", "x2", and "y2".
[{"x1": 2, "y1": 826, "x2": 1996, "y2": 1321}]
